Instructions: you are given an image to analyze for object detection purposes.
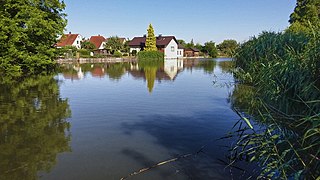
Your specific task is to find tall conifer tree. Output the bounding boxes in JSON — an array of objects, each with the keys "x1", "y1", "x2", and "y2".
[{"x1": 144, "y1": 24, "x2": 157, "y2": 51}]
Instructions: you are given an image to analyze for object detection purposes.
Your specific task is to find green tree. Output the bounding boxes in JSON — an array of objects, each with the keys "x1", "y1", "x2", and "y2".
[
  {"x1": 81, "y1": 41, "x2": 96, "y2": 50},
  {"x1": 217, "y1": 39, "x2": 239, "y2": 57},
  {"x1": 0, "y1": 0, "x2": 67, "y2": 76},
  {"x1": 144, "y1": 24, "x2": 157, "y2": 51},
  {"x1": 195, "y1": 43, "x2": 203, "y2": 52},
  {"x1": 104, "y1": 36, "x2": 124, "y2": 54},
  {"x1": 288, "y1": 0, "x2": 320, "y2": 32},
  {"x1": 184, "y1": 39, "x2": 195, "y2": 48},
  {"x1": 123, "y1": 39, "x2": 130, "y2": 53},
  {"x1": 177, "y1": 39, "x2": 186, "y2": 46},
  {"x1": 203, "y1": 41, "x2": 218, "y2": 58}
]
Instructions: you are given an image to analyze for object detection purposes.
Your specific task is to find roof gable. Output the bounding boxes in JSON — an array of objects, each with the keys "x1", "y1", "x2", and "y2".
[
  {"x1": 57, "y1": 34, "x2": 79, "y2": 47},
  {"x1": 89, "y1": 36, "x2": 106, "y2": 49}
]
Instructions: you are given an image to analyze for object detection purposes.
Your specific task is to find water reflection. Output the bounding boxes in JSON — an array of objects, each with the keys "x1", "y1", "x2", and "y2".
[
  {"x1": 43, "y1": 58, "x2": 243, "y2": 179},
  {"x1": 59, "y1": 59, "x2": 216, "y2": 93},
  {"x1": 0, "y1": 76, "x2": 71, "y2": 180}
]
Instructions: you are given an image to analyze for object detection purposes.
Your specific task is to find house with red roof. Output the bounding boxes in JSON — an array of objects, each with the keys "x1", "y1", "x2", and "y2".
[
  {"x1": 128, "y1": 35, "x2": 183, "y2": 59},
  {"x1": 89, "y1": 35, "x2": 106, "y2": 50},
  {"x1": 56, "y1": 32, "x2": 83, "y2": 49}
]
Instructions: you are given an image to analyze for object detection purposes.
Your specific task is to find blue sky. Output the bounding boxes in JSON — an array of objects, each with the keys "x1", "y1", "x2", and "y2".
[{"x1": 64, "y1": 0, "x2": 296, "y2": 44}]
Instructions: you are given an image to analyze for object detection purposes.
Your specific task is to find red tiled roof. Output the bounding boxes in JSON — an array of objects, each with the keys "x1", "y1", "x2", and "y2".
[
  {"x1": 89, "y1": 35, "x2": 106, "y2": 49},
  {"x1": 57, "y1": 34, "x2": 79, "y2": 47},
  {"x1": 128, "y1": 36, "x2": 178, "y2": 48}
]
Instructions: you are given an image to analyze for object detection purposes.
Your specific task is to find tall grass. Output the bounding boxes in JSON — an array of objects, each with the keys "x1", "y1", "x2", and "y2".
[{"x1": 230, "y1": 28, "x2": 320, "y2": 179}]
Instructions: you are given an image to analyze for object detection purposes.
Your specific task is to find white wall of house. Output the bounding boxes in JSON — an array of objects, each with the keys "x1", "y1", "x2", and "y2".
[
  {"x1": 177, "y1": 48, "x2": 184, "y2": 58},
  {"x1": 72, "y1": 35, "x2": 82, "y2": 49},
  {"x1": 164, "y1": 39, "x2": 178, "y2": 58},
  {"x1": 130, "y1": 47, "x2": 141, "y2": 53},
  {"x1": 99, "y1": 42, "x2": 106, "y2": 50}
]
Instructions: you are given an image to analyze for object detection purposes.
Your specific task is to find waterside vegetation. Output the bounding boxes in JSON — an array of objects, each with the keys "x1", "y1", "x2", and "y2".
[{"x1": 229, "y1": 0, "x2": 320, "y2": 178}]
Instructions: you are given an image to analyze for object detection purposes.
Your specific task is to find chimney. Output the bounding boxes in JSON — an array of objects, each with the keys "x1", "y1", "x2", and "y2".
[
  {"x1": 143, "y1": 34, "x2": 146, "y2": 37},
  {"x1": 69, "y1": 32, "x2": 71, "y2": 34}
]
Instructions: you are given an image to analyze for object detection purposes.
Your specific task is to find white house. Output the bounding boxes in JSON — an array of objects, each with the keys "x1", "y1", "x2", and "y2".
[
  {"x1": 89, "y1": 35, "x2": 106, "y2": 50},
  {"x1": 128, "y1": 35, "x2": 183, "y2": 59},
  {"x1": 56, "y1": 32, "x2": 83, "y2": 49}
]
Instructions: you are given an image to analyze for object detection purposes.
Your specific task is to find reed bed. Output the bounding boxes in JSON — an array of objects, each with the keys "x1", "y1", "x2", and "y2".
[{"x1": 229, "y1": 29, "x2": 320, "y2": 179}]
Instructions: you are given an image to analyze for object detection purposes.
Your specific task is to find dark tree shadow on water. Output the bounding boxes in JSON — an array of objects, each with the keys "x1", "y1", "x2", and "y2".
[{"x1": 121, "y1": 113, "x2": 245, "y2": 179}]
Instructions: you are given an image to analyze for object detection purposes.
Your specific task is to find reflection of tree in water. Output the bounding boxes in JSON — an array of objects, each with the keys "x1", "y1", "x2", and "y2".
[
  {"x1": 144, "y1": 66, "x2": 158, "y2": 93},
  {"x1": 138, "y1": 59, "x2": 163, "y2": 93},
  {"x1": 0, "y1": 75, "x2": 71, "y2": 180},
  {"x1": 230, "y1": 84, "x2": 258, "y2": 113},
  {"x1": 105, "y1": 63, "x2": 129, "y2": 80},
  {"x1": 218, "y1": 61, "x2": 234, "y2": 74},
  {"x1": 197, "y1": 60, "x2": 216, "y2": 74}
]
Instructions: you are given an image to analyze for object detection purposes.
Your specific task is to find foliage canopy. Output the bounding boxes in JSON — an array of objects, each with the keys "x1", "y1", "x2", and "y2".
[
  {"x1": 288, "y1": 0, "x2": 320, "y2": 32},
  {"x1": 217, "y1": 40, "x2": 239, "y2": 57},
  {"x1": 0, "y1": 0, "x2": 67, "y2": 76},
  {"x1": 104, "y1": 36, "x2": 124, "y2": 54}
]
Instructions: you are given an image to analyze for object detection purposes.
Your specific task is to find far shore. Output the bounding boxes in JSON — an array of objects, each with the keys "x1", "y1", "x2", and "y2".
[
  {"x1": 56, "y1": 57, "x2": 137, "y2": 64},
  {"x1": 55, "y1": 56, "x2": 230, "y2": 64}
]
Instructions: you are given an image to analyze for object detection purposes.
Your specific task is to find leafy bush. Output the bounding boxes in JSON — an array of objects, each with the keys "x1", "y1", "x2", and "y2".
[
  {"x1": 137, "y1": 51, "x2": 164, "y2": 61},
  {"x1": 78, "y1": 49, "x2": 91, "y2": 57},
  {"x1": 113, "y1": 51, "x2": 123, "y2": 58}
]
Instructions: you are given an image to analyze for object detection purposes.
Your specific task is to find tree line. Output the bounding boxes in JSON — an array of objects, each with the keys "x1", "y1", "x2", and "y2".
[{"x1": 177, "y1": 39, "x2": 239, "y2": 58}]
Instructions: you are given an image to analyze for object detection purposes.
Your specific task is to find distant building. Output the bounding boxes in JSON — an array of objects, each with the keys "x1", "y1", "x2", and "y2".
[
  {"x1": 128, "y1": 35, "x2": 182, "y2": 59},
  {"x1": 184, "y1": 47, "x2": 200, "y2": 57},
  {"x1": 56, "y1": 32, "x2": 82, "y2": 49},
  {"x1": 89, "y1": 35, "x2": 106, "y2": 50}
]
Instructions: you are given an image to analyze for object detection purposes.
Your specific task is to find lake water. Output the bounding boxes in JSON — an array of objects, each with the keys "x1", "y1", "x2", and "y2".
[{"x1": 0, "y1": 58, "x2": 250, "y2": 180}]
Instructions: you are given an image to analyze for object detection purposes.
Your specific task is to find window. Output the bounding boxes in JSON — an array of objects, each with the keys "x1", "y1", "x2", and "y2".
[
  {"x1": 171, "y1": 46, "x2": 175, "y2": 52},
  {"x1": 77, "y1": 40, "x2": 79, "y2": 44}
]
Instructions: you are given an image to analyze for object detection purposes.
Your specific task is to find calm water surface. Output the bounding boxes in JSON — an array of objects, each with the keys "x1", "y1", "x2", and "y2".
[{"x1": 1, "y1": 58, "x2": 248, "y2": 180}]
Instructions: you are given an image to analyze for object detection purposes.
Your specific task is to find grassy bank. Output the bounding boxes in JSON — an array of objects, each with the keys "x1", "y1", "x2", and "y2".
[{"x1": 230, "y1": 29, "x2": 320, "y2": 179}]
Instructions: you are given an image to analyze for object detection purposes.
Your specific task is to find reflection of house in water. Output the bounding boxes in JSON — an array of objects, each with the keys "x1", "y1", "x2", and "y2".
[
  {"x1": 183, "y1": 59, "x2": 200, "y2": 72},
  {"x1": 164, "y1": 59, "x2": 184, "y2": 80},
  {"x1": 62, "y1": 64, "x2": 84, "y2": 80},
  {"x1": 91, "y1": 66, "x2": 105, "y2": 78},
  {"x1": 128, "y1": 60, "x2": 184, "y2": 92}
]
